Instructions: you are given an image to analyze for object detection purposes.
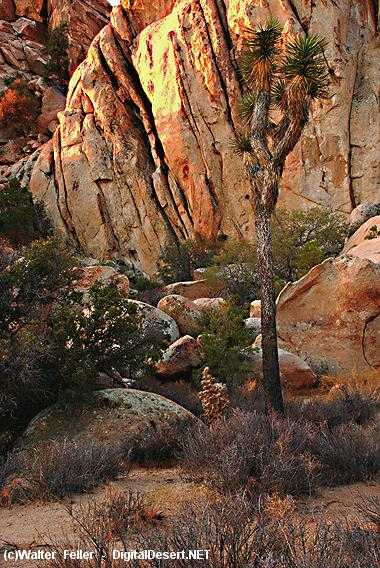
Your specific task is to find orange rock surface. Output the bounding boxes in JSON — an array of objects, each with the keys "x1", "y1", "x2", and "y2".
[{"x1": 26, "y1": 0, "x2": 379, "y2": 273}]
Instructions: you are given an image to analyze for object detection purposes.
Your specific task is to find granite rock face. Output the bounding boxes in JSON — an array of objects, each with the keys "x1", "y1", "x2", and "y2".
[{"x1": 27, "y1": 0, "x2": 379, "y2": 273}]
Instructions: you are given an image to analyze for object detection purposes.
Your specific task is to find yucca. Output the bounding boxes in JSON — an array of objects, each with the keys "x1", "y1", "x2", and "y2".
[{"x1": 234, "y1": 20, "x2": 329, "y2": 414}]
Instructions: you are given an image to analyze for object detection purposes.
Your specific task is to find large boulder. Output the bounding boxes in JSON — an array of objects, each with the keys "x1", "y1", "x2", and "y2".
[
  {"x1": 348, "y1": 202, "x2": 380, "y2": 235},
  {"x1": 277, "y1": 254, "x2": 380, "y2": 374},
  {"x1": 343, "y1": 215, "x2": 380, "y2": 264},
  {"x1": 127, "y1": 299, "x2": 180, "y2": 343},
  {"x1": 18, "y1": 388, "x2": 198, "y2": 453},
  {"x1": 157, "y1": 295, "x2": 225, "y2": 336},
  {"x1": 163, "y1": 279, "x2": 222, "y2": 300},
  {"x1": 244, "y1": 317, "x2": 261, "y2": 339},
  {"x1": 156, "y1": 335, "x2": 202, "y2": 376},
  {"x1": 73, "y1": 264, "x2": 130, "y2": 299},
  {"x1": 245, "y1": 348, "x2": 317, "y2": 390},
  {"x1": 157, "y1": 295, "x2": 203, "y2": 336},
  {"x1": 193, "y1": 297, "x2": 226, "y2": 313}
]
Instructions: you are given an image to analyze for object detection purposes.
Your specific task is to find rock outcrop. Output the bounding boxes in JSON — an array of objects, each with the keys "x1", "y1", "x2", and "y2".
[
  {"x1": 343, "y1": 215, "x2": 380, "y2": 263},
  {"x1": 127, "y1": 299, "x2": 180, "y2": 343},
  {"x1": 73, "y1": 264, "x2": 130, "y2": 299},
  {"x1": 28, "y1": 0, "x2": 380, "y2": 273},
  {"x1": 158, "y1": 294, "x2": 204, "y2": 336}
]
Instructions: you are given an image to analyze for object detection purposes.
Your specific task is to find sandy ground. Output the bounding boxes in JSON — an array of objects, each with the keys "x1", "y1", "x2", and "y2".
[
  {"x1": 0, "y1": 467, "x2": 214, "y2": 566},
  {"x1": 0, "y1": 467, "x2": 378, "y2": 567}
]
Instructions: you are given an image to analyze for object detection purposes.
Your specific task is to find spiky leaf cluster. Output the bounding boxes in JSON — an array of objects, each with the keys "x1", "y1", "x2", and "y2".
[
  {"x1": 239, "y1": 17, "x2": 282, "y2": 90},
  {"x1": 234, "y1": 19, "x2": 329, "y2": 162}
]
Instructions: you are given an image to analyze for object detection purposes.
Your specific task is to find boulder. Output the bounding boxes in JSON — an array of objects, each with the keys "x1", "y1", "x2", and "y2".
[
  {"x1": 157, "y1": 295, "x2": 203, "y2": 336},
  {"x1": 37, "y1": 86, "x2": 66, "y2": 133},
  {"x1": 12, "y1": 17, "x2": 46, "y2": 43},
  {"x1": 14, "y1": 0, "x2": 45, "y2": 21},
  {"x1": 73, "y1": 265, "x2": 130, "y2": 299},
  {"x1": 156, "y1": 335, "x2": 202, "y2": 376},
  {"x1": 127, "y1": 299, "x2": 179, "y2": 343},
  {"x1": 250, "y1": 300, "x2": 261, "y2": 319},
  {"x1": 277, "y1": 255, "x2": 380, "y2": 374},
  {"x1": 348, "y1": 202, "x2": 380, "y2": 235},
  {"x1": 18, "y1": 388, "x2": 198, "y2": 455},
  {"x1": 343, "y1": 215, "x2": 380, "y2": 264},
  {"x1": 245, "y1": 348, "x2": 317, "y2": 390},
  {"x1": 163, "y1": 279, "x2": 222, "y2": 300},
  {"x1": 244, "y1": 317, "x2": 261, "y2": 339},
  {"x1": 193, "y1": 297, "x2": 226, "y2": 313}
]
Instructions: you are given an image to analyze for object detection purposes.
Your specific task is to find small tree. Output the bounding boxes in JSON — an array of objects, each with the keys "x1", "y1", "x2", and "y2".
[
  {"x1": 44, "y1": 24, "x2": 70, "y2": 88},
  {"x1": 234, "y1": 20, "x2": 329, "y2": 413}
]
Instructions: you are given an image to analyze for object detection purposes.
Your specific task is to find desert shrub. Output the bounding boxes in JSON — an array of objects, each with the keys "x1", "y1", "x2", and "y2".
[
  {"x1": 272, "y1": 207, "x2": 347, "y2": 283},
  {"x1": 0, "y1": 328, "x2": 57, "y2": 434},
  {"x1": 181, "y1": 410, "x2": 318, "y2": 495},
  {"x1": 125, "y1": 421, "x2": 188, "y2": 466},
  {"x1": 355, "y1": 493, "x2": 380, "y2": 531},
  {"x1": 181, "y1": 404, "x2": 379, "y2": 497},
  {"x1": 44, "y1": 24, "x2": 69, "y2": 87},
  {"x1": 36, "y1": 490, "x2": 163, "y2": 566},
  {"x1": 2, "y1": 238, "x2": 75, "y2": 319},
  {"x1": 0, "y1": 240, "x2": 168, "y2": 437},
  {"x1": 132, "y1": 278, "x2": 167, "y2": 306},
  {"x1": 51, "y1": 283, "x2": 165, "y2": 390},
  {"x1": 307, "y1": 423, "x2": 380, "y2": 486},
  {"x1": 0, "y1": 240, "x2": 76, "y2": 436},
  {"x1": 41, "y1": 492, "x2": 379, "y2": 568},
  {"x1": 31, "y1": 439, "x2": 127, "y2": 499},
  {"x1": 205, "y1": 262, "x2": 260, "y2": 307},
  {"x1": 195, "y1": 303, "x2": 252, "y2": 388},
  {"x1": 0, "y1": 439, "x2": 127, "y2": 503},
  {"x1": 201, "y1": 207, "x2": 347, "y2": 305},
  {"x1": 0, "y1": 179, "x2": 43, "y2": 245},
  {"x1": 0, "y1": 78, "x2": 40, "y2": 134},
  {"x1": 288, "y1": 387, "x2": 379, "y2": 429},
  {"x1": 157, "y1": 238, "x2": 218, "y2": 283}
]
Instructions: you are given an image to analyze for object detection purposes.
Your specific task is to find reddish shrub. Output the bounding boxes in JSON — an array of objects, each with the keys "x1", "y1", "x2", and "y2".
[{"x1": 0, "y1": 79, "x2": 40, "y2": 135}]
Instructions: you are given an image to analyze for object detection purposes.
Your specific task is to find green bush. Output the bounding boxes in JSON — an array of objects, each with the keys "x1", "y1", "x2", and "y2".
[
  {"x1": 157, "y1": 238, "x2": 219, "y2": 283},
  {"x1": 156, "y1": 208, "x2": 346, "y2": 299},
  {"x1": 195, "y1": 303, "x2": 252, "y2": 388},
  {"x1": 0, "y1": 240, "x2": 165, "y2": 438},
  {"x1": 0, "y1": 179, "x2": 47, "y2": 245},
  {"x1": 51, "y1": 283, "x2": 165, "y2": 391},
  {"x1": 44, "y1": 24, "x2": 69, "y2": 87},
  {"x1": 272, "y1": 207, "x2": 347, "y2": 282}
]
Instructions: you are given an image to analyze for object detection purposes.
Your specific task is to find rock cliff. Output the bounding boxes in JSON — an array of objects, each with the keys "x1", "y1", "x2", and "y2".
[
  {"x1": 16, "y1": 0, "x2": 380, "y2": 272},
  {"x1": 0, "y1": 0, "x2": 110, "y2": 184}
]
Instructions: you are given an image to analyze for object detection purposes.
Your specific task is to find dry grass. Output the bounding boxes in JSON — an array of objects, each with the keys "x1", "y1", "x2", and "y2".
[{"x1": 36, "y1": 490, "x2": 379, "y2": 568}]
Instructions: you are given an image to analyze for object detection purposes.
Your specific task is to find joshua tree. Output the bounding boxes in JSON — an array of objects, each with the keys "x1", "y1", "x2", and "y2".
[{"x1": 234, "y1": 19, "x2": 329, "y2": 413}]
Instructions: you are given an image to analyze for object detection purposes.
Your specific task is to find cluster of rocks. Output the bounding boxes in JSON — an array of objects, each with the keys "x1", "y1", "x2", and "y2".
[
  {"x1": 0, "y1": 0, "x2": 110, "y2": 188},
  {"x1": 72, "y1": 201, "x2": 379, "y2": 392},
  {"x1": 7, "y1": 202, "x2": 379, "y2": 469}
]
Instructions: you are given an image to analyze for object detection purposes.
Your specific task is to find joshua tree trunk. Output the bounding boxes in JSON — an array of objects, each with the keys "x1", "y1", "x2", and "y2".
[{"x1": 253, "y1": 197, "x2": 284, "y2": 414}]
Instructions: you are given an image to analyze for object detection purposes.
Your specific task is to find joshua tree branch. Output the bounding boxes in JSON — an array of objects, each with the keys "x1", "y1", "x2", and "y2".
[{"x1": 250, "y1": 92, "x2": 273, "y2": 166}]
